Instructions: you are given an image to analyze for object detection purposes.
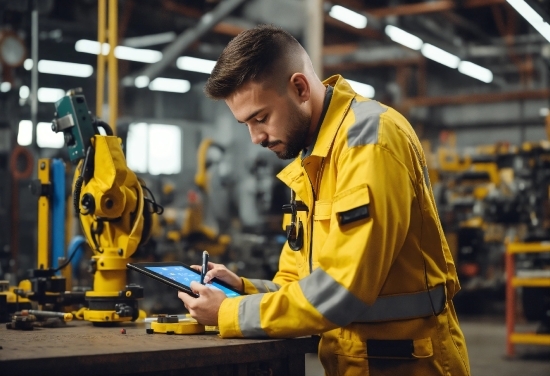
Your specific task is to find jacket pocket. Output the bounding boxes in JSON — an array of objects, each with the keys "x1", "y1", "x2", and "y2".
[
  {"x1": 333, "y1": 184, "x2": 371, "y2": 226},
  {"x1": 366, "y1": 338, "x2": 433, "y2": 360},
  {"x1": 334, "y1": 336, "x2": 433, "y2": 360}
]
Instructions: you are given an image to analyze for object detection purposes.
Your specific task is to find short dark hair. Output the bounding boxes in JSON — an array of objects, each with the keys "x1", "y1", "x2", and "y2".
[{"x1": 204, "y1": 24, "x2": 301, "y2": 99}]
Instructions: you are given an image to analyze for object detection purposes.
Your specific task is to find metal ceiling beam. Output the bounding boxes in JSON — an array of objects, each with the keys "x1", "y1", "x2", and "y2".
[
  {"x1": 403, "y1": 89, "x2": 550, "y2": 107},
  {"x1": 324, "y1": 58, "x2": 423, "y2": 73},
  {"x1": 324, "y1": 45, "x2": 420, "y2": 65},
  {"x1": 132, "y1": 0, "x2": 249, "y2": 83},
  {"x1": 366, "y1": 0, "x2": 506, "y2": 18}
]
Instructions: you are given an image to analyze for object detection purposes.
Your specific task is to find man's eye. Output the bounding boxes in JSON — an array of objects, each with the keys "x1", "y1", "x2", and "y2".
[{"x1": 256, "y1": 116, "x2": 267, "y2": 124}]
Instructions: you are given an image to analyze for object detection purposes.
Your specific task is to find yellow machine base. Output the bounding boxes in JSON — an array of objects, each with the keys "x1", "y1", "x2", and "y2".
[
  {"x1": 148, "y1": 321, "x2": 205, "y2": 335},
  {"x1": 83, "y1": 309, "x2": 133, "y2": 324}
]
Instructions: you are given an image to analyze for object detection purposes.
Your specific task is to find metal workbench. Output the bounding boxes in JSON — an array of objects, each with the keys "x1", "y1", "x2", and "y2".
[{"x1": 0, "y1": 320, "x2": 319, "y2": 375}]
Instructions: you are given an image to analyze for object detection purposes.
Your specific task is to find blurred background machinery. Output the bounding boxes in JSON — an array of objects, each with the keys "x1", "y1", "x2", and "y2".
[{"x1": 430, "y1": 132, "x2": 550, "y2": 332}]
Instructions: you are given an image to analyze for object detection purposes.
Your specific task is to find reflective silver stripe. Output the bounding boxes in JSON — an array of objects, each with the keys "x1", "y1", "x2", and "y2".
[
  {"x1": 357, "y1": 284, "x2": 446, "y2": 322},
  {"x1": 299, "y1": 268, "x2": 446, "y2": 326},
  {"x1": 347, "y1": 99, "x2": 388, "y2": 147},
  {"x1": 238, "y1": 293, "x2": 269, "y2": 338},
  {"x1": 422, "y1": 165, "x2": 431, "y2": 189},
  {"x1": 249, "y1": 279, "x2": 281, "y2": 293},
  {"x1": 299, "y1": 268, "x2": 369, "y2": 326}
]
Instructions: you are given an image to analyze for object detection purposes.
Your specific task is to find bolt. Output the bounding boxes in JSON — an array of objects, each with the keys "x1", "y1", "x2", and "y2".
[
  {"x1": 40, "y1": 162, "x2": 45, "y2": 170},
  {"x1": 118, "y1": 249, "x2": 123, "y2": 256}
]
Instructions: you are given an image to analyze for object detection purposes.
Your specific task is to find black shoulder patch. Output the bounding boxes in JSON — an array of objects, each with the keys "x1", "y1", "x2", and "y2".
[{"x1": 338, "y1": 204, "x2": 370, "y2": 225}]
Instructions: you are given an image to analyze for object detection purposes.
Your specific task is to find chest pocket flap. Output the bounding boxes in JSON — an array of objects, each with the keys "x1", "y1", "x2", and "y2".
[
  {"x1": 314, "y1": 201, "x2": 332, "y2": 221},
  {"x1": 333, "y1": 184, "x2": 371, "y2": 226}
]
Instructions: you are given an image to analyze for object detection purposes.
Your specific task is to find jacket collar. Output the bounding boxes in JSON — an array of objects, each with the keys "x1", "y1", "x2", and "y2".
[
  {"x1": 307, "y1": 74, "x2": 356, "y2": 158},
  {"x1": 277, "y1": 75, "x2": 356, "y2": 188}
]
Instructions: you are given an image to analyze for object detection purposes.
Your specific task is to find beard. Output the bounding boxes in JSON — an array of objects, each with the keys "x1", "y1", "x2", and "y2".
[{"x1": 262, "y1": 100, "x2": 311, "y2": 160}]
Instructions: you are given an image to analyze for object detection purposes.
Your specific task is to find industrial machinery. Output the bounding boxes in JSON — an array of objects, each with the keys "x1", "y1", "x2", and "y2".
[
  {"x1": 433, "y1": 137, "x2": 550, "y2": 329},
  {"x1": 49, "y1": 89, "x2": 161, "y2": 325},
  {"x1": 181, "y1": 138, "x2": 231, "y2": 258}
]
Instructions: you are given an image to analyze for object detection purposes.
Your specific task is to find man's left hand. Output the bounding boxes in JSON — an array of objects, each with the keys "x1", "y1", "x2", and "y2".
[{"x1": 177, "y1": 281, "x2": 226, "y2": 326}]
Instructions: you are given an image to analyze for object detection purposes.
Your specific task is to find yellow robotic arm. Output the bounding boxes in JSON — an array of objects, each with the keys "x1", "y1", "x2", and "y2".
[{"x1": 53, "y1": 89, "x2": 159, "y2": 324}]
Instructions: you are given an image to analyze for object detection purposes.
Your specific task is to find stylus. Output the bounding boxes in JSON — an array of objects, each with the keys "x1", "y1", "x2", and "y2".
[{"x1": 200, "y1": 250, "x2": 209, "y2": 285}]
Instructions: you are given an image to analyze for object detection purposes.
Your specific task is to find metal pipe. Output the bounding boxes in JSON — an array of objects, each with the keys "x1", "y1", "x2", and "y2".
[
  {"x1": 305, "y1": 0, "x2": 324, "y2": 79},
  {"x1": 97, "y1": 0, "x2": 106, "y2": 119},
  {"x1": 31, "y1": 1, "x2": 38, "y2": 147},
  {"x1": 108, "y1": 0, "x2": 118, "y2": 133},
  {"x1": 134, "y1": 0, "x2": 249, "y2": 82}
]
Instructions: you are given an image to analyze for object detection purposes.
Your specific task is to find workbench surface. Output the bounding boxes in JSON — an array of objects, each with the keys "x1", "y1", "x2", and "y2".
[{"x1": 0, "y1": 320, "x2": 319, "y2": 375}]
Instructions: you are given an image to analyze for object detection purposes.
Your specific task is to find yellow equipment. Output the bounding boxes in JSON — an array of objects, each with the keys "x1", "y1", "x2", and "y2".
[
  {"x1": 52, "y1": 89, "x2": 160, "y2": 325},
  {"x1": 147, "y1": 315, "x2": 205, "y2": 335},
  {"x1": 180, "y1": 138, "x2": 231, "y2": 257}
]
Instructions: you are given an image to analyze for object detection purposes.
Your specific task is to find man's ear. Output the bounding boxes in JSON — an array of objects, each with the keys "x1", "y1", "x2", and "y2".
[{"x1": 289, "y1": 73, "x2": 310, "y2": 103}]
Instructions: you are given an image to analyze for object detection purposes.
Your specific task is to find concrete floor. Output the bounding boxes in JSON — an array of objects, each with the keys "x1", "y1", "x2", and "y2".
[{"x1": 305, "y1": 316, "x2": 550, "y2": 375}]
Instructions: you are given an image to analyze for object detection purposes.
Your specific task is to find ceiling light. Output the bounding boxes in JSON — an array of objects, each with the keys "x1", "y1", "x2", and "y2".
[
  {"x1": 148, "y1": 78, "x2": 191, "y2": 93},
  {"x1": 0, "y1": 82, "x2": 11, "y2": 92},
  {"x1": 75, "y1": 39, "x2": 110, "y2": 55},
  {"x1": 37, "y1": 87, "x2": 66, "y2": 103},
  {"x1": 329, "y1": 5, "x2": 367, "y2": 29},
  {"x1": 507, "y1": 0, "x2": 550, "y2": 42},
  {"x1": 176, "y1": 56, "x2": 217, "y2": 74},
  {"x1": 123, "y1": 32, "x2": 176, "y2": 48},
  {"x1": 19, "y1": 85, "x2": 29, "y2": 99},
  {"x1": 421, "y1": 44, "x2": 460, "y2": 68},
  {"x1": 17, "y1": 120, "x2": 32, "y2": 146},
  {"x1": 24, "y1": 58, "x2": 33, "y2": 70},
  {"x1": 114, "y1": 46, "x2": 162, "y2": 63},
  {"x1": 76, "y1": 39, "x2": 163, "y2": 63},
  {"x1": 384, "y1": 25, "x2": 423, "y2": 50},
  {"x1": 347, "y1": 79, "x2": 375, "y2": 98},
  {"x1": 37, "y1": 121, "x2": 64, "y2": 148},
  {"x1": 458, "y1": 61, "x2": 493, "y2": 83},
  {"x1": 135, "y1": 75, "x2": 150, "y2": 88},
  {"x1": 38, "y1": 60, "x2": 94, "y2": 77}
]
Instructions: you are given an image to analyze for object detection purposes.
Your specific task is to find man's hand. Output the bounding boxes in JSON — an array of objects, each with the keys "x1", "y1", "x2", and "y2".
[
  {"x1": 178, "y1": 281, "x2": 226, "y2": 326},
  {"x1": 190, "y1": 262, "x2": 244, "y2": 292}
]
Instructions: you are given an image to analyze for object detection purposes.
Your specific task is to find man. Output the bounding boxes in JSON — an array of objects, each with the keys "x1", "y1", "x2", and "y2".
[{"x1": 178, "y1": 24, "x2": 470, "y2": 376}]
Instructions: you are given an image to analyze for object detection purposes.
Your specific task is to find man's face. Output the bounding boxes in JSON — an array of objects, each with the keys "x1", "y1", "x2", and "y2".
[{"x1": 226, "y1": 80, "x2": 311, "y2": 160}]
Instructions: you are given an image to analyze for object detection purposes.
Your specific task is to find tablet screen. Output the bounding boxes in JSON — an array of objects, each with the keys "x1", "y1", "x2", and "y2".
[{"x1": 144, "y1": 265, "x2": 241, "y2": 298}]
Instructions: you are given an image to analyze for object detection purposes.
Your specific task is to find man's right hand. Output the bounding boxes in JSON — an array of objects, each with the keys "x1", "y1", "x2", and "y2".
[{"x1": 190, "y1": 262, "x2": 244, "y2": 293}]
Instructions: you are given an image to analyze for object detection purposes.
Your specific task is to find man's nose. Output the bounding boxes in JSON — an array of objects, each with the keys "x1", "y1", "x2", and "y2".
[{"x1": 248, "y1": 126, "x2": 267, "y2": 145}]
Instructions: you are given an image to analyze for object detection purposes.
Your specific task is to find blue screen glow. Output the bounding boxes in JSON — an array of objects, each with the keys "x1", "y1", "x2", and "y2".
[{"x1": 146, "y1": 265, "x2": 240, "y2": 298}]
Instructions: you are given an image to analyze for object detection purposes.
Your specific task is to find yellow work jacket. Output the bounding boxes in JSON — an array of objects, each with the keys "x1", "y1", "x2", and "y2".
[{"x1": 218, "y1": 75, "x2": 470, "y2": 375}]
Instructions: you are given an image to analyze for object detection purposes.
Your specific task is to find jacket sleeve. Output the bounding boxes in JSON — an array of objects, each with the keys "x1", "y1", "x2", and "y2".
[
  {"x1": 218, "y1": 139, "x2": 415, "y2": 338},
  {"x1": 241, "y1": 241, "x2": 300, "y2": 294}
]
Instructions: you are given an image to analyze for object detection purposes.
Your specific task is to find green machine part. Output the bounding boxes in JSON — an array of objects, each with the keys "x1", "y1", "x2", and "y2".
[{"x1": 52, "y1": 91, "x2": 97, "y2": 164}]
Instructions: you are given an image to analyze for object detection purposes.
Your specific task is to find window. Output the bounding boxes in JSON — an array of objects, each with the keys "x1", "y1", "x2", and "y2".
[
  {"x1": 17, "y1": 120, "x2": 64, "y2": 148},
  {"x1": 126, "y1": 122, "x2": 181, "y2": 175}
]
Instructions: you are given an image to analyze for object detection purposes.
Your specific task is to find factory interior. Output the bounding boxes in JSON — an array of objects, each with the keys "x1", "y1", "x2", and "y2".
[{"x1": 1, "y1": 0, "x2": 550, "y2": 375}]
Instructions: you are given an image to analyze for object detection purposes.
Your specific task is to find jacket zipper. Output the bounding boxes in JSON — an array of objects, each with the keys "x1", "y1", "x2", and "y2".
[{"x1": 306, "y1": 159, "x2": 324, "y2": 275}]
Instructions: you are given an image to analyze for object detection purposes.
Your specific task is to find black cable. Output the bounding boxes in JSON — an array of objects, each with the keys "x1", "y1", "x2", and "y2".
[
  {"x1": 53, "y1": 240, "x2": 86, "y2": 272},
  {"x1": 73, "y1": 146, "x2": 92, "y2": 215},
  {"x1": 142, "y1": 185, "x2": 164, "y2": 215},
  {"x1": 93, "y1": 119, "x2": 114, "y2": 136}
]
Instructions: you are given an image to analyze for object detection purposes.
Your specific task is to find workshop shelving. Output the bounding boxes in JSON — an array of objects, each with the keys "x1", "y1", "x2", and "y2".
[{"x1": 505, "y1": 242, "x2": 550, "y2": 357}]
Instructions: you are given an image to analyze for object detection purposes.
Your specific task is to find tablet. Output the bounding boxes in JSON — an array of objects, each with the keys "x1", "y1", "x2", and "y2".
[{"x1": 127, "y1": 262, "x2": 242, "y2": 298}]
